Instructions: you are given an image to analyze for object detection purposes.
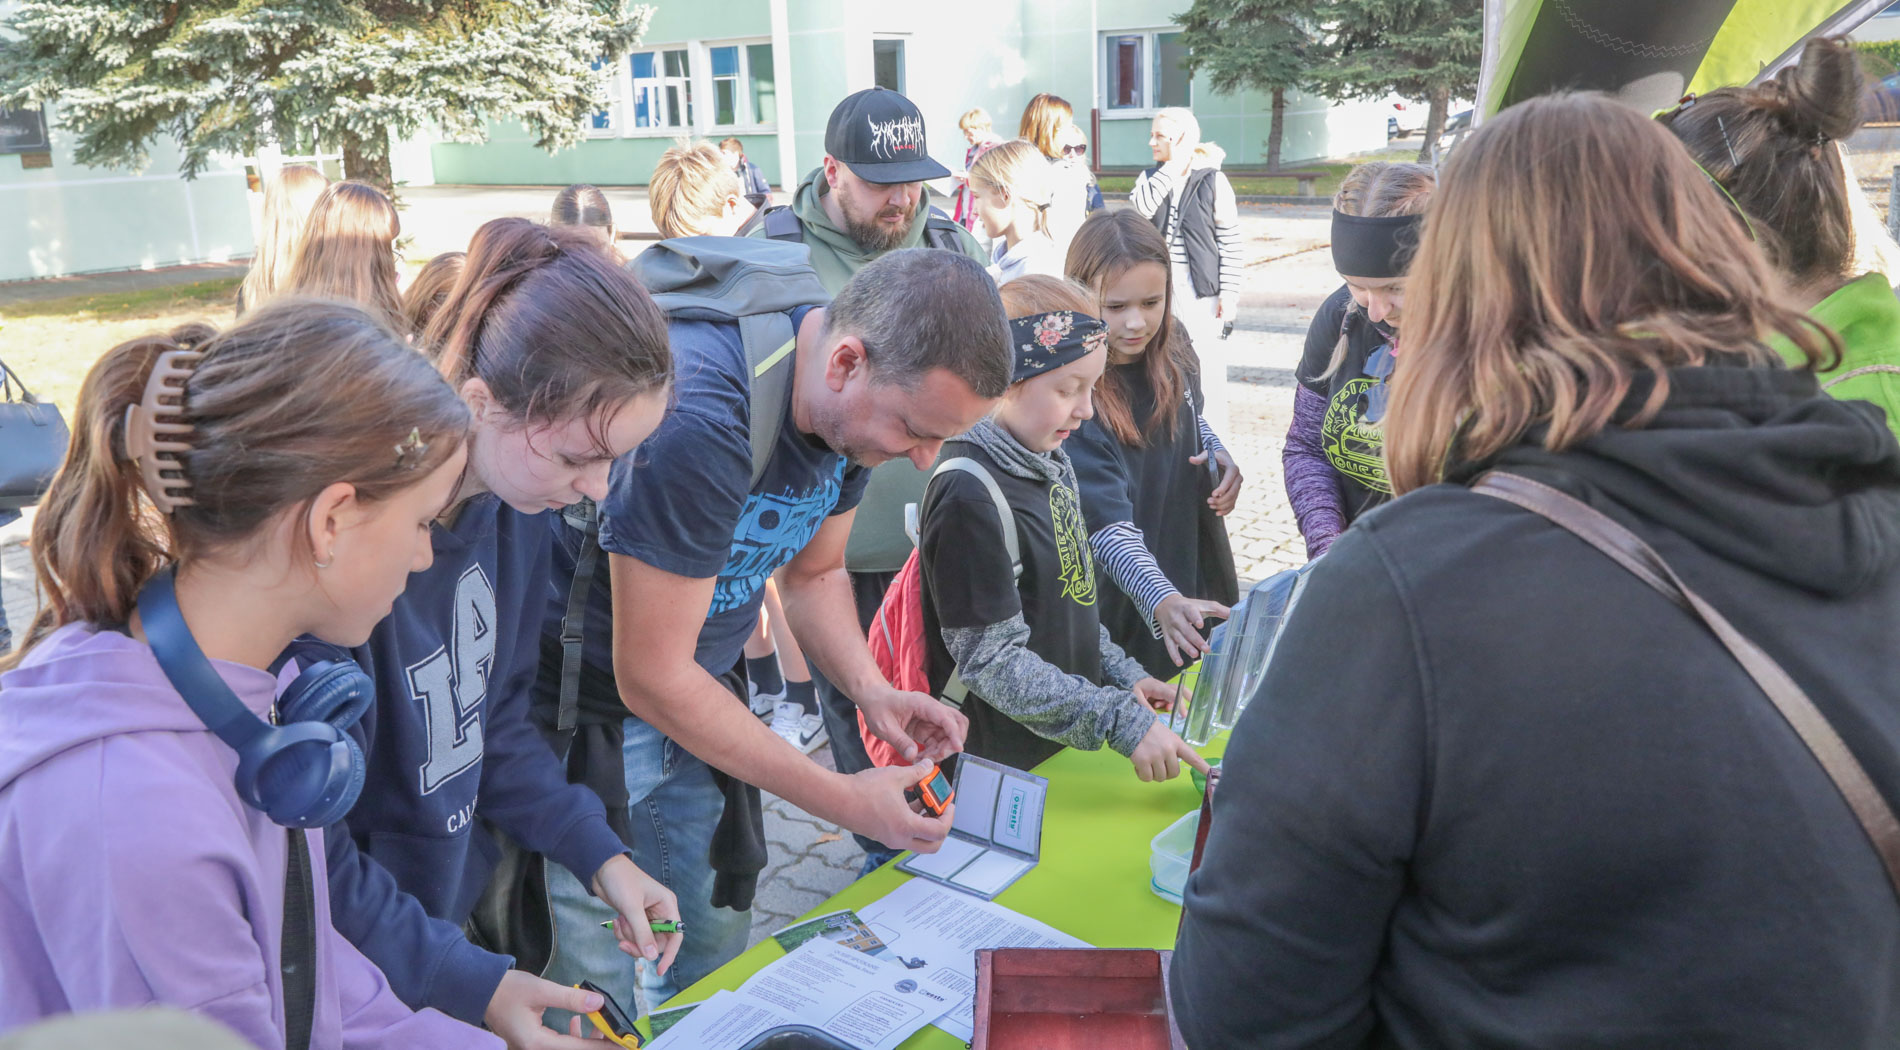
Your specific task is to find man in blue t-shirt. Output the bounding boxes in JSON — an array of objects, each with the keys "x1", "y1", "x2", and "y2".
[{"x1": 541, "y1": 248, "x2": 1012, "y2": 1007}]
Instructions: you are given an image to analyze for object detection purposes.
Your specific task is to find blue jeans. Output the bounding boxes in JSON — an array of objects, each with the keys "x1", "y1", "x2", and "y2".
[{"x1": 542, "y1": 715, "x2": 752, "y2": 1023}]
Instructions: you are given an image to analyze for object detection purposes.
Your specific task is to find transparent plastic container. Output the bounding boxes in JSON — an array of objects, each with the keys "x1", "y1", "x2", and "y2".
[{"x1": 1148, "y1": 808, "x2": 1201, "y2": 904}]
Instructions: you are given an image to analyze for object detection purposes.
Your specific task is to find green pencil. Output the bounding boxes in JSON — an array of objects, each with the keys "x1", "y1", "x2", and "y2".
[{"x1": 601, "y1": 918, "x2": 687, "y2": 934}]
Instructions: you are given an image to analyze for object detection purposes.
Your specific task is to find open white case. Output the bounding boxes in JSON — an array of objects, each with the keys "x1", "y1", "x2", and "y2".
[{"x1": 896, "y1": 754, "x2": 1048, "y2": 900}]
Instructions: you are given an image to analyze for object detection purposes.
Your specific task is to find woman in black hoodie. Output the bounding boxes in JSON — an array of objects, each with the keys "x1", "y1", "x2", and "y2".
[{"x1": 1172, "y1": 92, "x2": 1900, "y2": 1048}]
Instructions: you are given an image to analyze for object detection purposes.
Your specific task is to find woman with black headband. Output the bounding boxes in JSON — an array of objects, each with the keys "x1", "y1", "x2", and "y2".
[{"x1": 1283, "y1": 162, "x2": 1435, "y2": 559}]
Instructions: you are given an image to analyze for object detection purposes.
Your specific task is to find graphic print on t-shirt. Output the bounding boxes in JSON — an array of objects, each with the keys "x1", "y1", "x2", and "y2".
[
  {"x1": 1321, "y1": 375, "x2": 1393, "y2": 496},
  {"x1": 713, "y1": 463, "x2": 847, "y2": 616},
  {"x1": 1050, "y1": 478, "x2": 1096, "y2": 606},
  {"x1": 407, "y1": 563, "x2": 495, "y2": 794}
]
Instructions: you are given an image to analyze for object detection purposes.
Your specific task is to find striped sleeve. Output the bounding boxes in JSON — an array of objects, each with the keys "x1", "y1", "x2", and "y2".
[
  {"x1": 1214, "y1": 172, "x2": 1243, "y2": 304},
  {"x1": 1196, "y1": 413, "x2": 1226, "y2": 457},
  {"x1": 1129, "y1": 167, "x2": 1173, "y2": 224},
  {"x1": 1091, "y1": 521, "x2": 1178, "y2": 637}
]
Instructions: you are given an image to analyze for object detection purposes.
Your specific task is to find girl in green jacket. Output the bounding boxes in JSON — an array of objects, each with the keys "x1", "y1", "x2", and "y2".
[{"x1": 1660, "y1": 36, "x2": 1900, "y2": 439}]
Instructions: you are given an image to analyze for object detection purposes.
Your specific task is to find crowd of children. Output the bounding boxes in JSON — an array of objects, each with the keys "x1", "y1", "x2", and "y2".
[{"x1": 8, "y1": 34, "x2": 1900, "y2": 1049}]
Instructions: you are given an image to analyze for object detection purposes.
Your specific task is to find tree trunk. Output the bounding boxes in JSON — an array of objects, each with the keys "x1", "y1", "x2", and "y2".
[
  {"x1": 1267, "y1": 87, "x2": 1286, "y2": 172},
  {"x1": 1417, "y1": 85, "x2": 1450, "y2": 164},
  {"x1": 340, "y1": 127, "x2": 394, "y2": 198}
]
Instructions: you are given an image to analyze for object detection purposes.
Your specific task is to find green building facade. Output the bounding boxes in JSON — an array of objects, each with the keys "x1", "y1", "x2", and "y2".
[{"x1": 424, "y1": 0, "x2": 1387, "y2": 189}]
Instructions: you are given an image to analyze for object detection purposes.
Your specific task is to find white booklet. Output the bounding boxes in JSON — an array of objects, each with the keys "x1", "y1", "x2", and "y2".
[
  {"x1": 646, "y1": 938, "x2": 959, "y2": 1050},
  {"x1": 895, "y1": 753, "x2": 1047, "y2": 899},
  {"x1": 856, "y1": 877, "x2": 1090, "y2": 1042}
]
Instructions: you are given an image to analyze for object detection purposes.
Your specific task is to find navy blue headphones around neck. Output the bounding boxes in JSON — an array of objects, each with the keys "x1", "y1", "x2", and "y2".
[{"x1": 136, "y1": 566, "x2": 372, "y2": 828}]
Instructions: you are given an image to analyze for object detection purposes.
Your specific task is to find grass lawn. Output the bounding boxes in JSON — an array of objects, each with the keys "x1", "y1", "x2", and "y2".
[{"x1": 1, "y1": 278, "x2": 241, "y2": 418}]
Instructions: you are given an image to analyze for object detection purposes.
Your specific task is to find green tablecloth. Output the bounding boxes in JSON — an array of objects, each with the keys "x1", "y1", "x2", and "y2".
[{"x1": 648, "y1": 733, "x2": 1229, "y2": 1045}]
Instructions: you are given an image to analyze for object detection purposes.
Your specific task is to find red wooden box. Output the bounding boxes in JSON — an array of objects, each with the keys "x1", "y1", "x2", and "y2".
[{"x1": 970, "y1": 947, "x2": 1186, "y2": 1050}]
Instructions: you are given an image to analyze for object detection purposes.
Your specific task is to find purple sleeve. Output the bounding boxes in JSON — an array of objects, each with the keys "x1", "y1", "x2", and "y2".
[{"x1": 1284, "y1": 386, "x2": 1347, "y2": 559}]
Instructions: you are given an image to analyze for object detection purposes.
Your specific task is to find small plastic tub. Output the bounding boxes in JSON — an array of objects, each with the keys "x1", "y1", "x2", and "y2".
[{"x1": 1148, "y1": 809, "x2": 1200, "y2": 905}]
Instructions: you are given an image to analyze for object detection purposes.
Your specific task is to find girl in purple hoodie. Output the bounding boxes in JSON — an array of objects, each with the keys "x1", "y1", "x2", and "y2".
[{"x1": 0, "y1": 299, "x2": 498, "y2": 1050}]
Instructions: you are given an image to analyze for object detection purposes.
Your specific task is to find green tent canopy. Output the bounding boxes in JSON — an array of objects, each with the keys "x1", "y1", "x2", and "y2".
[{"x1": 1479, "y1": 0, "x2": 1893, "y2": 120}]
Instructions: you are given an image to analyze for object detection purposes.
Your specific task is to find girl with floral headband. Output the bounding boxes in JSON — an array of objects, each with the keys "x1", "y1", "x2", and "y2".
[{"x1": 910, "y1": 275, "x2": 1208, "y2": 780}]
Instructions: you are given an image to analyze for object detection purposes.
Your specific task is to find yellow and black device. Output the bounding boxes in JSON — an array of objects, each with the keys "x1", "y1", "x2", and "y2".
[
  {"x1": 575, "y1": 979, "x2": 642, "y2": 1048},
  {"x1": 906, "y1": 760, "x2": 956, "y2": 817}
]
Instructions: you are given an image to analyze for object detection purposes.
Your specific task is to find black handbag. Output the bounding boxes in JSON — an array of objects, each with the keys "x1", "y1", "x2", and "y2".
[{"x1": 0, "y1": 359, "x2": 69, "y2": 511}]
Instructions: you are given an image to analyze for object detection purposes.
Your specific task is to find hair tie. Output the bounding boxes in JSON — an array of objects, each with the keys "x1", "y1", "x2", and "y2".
[{"x1": 123, "y1": 348, "x2": 202, "y2": 514}]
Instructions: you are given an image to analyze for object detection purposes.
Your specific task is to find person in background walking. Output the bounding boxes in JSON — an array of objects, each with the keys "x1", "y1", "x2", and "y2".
[
  {"x1": 1283, "y1": 162, "x2": 1436, "y2": 559},
  {"x1": 720, "y1": 138, "x2": 772, "y2": 209},
  {"x1": 283, "y1": 180, "x2": 405, "y2": 333},
  {"x1": 1127, "y1": 107, "x2": 1243, "y2": 436},
  {"x1": 550, "y1": 184, "x2": 619, "y2": 256},
  {"x1": 1020, "y1": 93, "x2": 1093, "y2": 256},
  {"x1": 237, "y1": 164, "x2": 329, "y2": 315},
  {"x1": 952, "y1": 107, "x2": 1006, "y2": 235},
  {"x1": 968, "y1": 140, "x2": 1062, "y2": 283}
]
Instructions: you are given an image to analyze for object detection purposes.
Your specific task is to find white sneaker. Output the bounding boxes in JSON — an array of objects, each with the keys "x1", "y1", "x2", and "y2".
[
  {"x1": 772, "y1": 701, "x2": 829, "y2": 754},
  {"x1": 749, "y1": 683, "x2": 784, "y2": 721}
]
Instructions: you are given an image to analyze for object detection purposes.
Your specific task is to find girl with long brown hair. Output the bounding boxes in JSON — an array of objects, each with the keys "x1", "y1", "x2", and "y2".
[
  {"x1": 237, "y1": 163, "x2": 329, "y2": 314},
  {"x1": 283, "y1": 180, "x2": 404, "y2": 331},
  {"x1": 0, "y1": 299, "x2": 487, "y2": 1047},
  {"x1": 284, "y1": 218, "x2": 682, "y2": 1047},
  {"x1": 1175, "y1": 92, "x2": 1900, "y2": 1046},
  {"x1": 1283, "y1": 160, "x2": 1436, "y2": 557},
  {"x1": 1063, "y1": 209, "x2": 1241, "y2": 676}
]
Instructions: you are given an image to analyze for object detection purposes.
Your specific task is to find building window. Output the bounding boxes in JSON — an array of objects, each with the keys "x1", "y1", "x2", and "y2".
[
  {"x1": 628, "y1": 48, "x2": 693, "y2": 128},
  {"x1": 1103, "y1": 29, "x2": 1191, "y2": 112},
  {"x1": 874, "y1": 38, "x2": 906, "y2": 93},
  {"x1": 708, "y1": 41, "x2": 777, "y2": 128}
]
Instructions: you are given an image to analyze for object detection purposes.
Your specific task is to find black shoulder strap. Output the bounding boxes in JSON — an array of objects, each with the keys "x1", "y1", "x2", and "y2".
[
  {"x1": 281, "y1": 828, "x2": 317, "y2": 1050},
  {"x1": 761, "y1": 205, "x2": 804, "y2": 243},
  {"x1": 555, "y1": 499, "x2": 602, "y2": 739},
  {"x1": 922, "y1": 207, "x2": 965, "y2": 252}
]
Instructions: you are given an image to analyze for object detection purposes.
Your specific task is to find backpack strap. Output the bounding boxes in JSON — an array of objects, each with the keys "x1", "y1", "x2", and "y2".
[
  {"x1": 555, "y1": 498, "x2": 602, "y2": 739},
  {"x1": 921, "y1": 206, "x2": 967, "y2": 253},
  {"x1": 929, "y1": 456, "x2": 1020, "y2": 709},
  {"x1": 741, "y1": 313, "x2": 798, "y2": 490},
  {"x1": 931, "y1": 457, "x2": 1020, "y2": 579},
  {"x1": 761, "y1": 205, "x2": 804, "y2": 243}
]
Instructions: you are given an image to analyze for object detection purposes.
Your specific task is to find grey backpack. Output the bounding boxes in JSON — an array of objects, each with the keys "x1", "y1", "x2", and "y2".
[{"x1": 552, "y1": 237, "x2": 832, "y2": 730}]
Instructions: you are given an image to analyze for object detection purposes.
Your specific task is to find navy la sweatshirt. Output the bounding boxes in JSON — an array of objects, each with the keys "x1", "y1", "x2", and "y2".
[{"x1": 291, "y1": 495, "x2": 629, "y2": 1023}]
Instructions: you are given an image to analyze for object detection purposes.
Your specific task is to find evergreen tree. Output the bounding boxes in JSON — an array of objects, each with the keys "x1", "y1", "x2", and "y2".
[
  {"x1": 0, "y1": 0, "x2": 651, "y2": 191},
  {"x1": 1317, "y1": 0, "x2": 1481, "y2": 162},
  {"x1": 1175, "y1": 0, "x2": 1322, "y2": 171}
]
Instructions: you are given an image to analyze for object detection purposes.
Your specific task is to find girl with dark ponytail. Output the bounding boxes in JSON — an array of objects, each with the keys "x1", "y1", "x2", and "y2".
[
  {"x1": 290, "y1": 217, "x2": 681, "y2": 1046},
  {"x1": 0, "y1": 299, "x2": 484, "y2": 1047},
  {"x1": 1660, "y1": 36, "x2": 1900, "y2": 437}
]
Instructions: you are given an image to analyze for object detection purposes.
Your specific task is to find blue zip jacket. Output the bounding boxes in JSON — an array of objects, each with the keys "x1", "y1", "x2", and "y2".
[{"x1": 292, "y1": 495, "x2": 628, "y2": 1023}]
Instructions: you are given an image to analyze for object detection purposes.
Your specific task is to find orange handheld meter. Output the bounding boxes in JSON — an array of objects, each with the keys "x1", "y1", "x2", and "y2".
[
  {"x1": 575, "y1": 980, "x2": 642, "y2": 1048},
  {"x1": 906, "y1": 761, "x2": 955, "y2": 816}
]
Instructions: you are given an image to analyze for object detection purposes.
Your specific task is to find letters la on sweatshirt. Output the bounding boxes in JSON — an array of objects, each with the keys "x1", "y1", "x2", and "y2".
[
  {"x1": 0, "y1": 623, "x2": 495, "y2": 1049},
  {"x1": 299, "y1": 494, "x2": 629, "y2": 1023}
]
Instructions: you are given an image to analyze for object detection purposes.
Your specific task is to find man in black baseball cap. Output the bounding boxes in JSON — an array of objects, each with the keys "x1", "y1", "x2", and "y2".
[
  {"x1": 749, "y1": 86, "x2": 983, "y2": 290},
  {"x1": 744, "y1": 84, "x2": 988, "y2": 834}
]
